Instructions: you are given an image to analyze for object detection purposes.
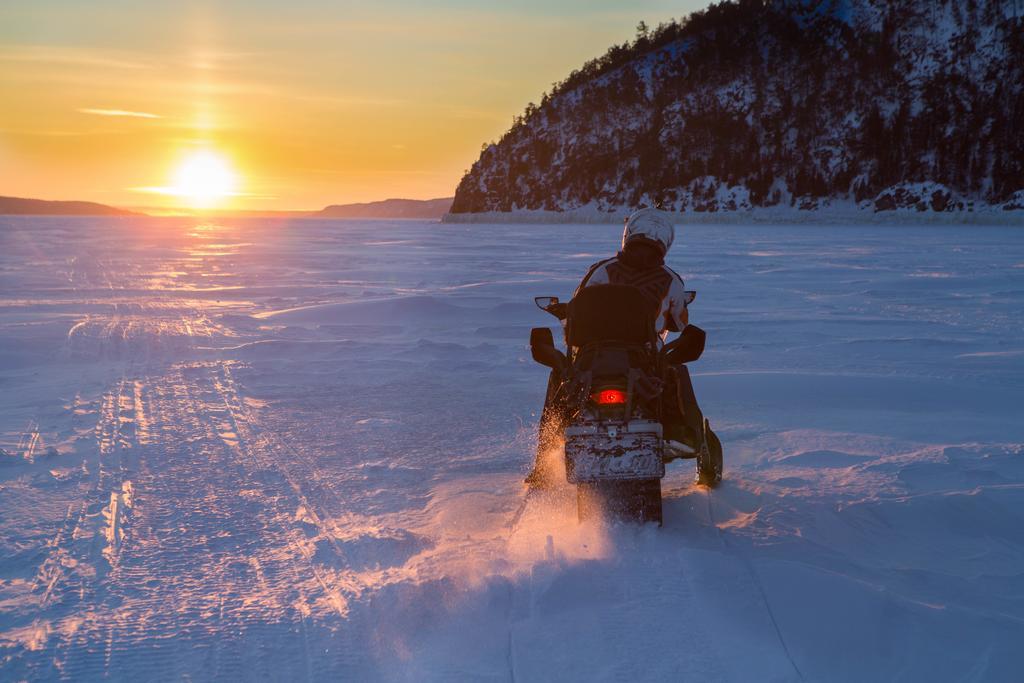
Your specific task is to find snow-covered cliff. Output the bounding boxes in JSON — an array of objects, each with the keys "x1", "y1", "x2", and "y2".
[{"x1": 449, "y1": 0, "x2": 1024, "y2": 215}]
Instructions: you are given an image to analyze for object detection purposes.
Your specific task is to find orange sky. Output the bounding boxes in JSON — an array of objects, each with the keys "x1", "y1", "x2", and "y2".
[{"x1": 1, "y1": 1, "x2": 704, "y2": 211}]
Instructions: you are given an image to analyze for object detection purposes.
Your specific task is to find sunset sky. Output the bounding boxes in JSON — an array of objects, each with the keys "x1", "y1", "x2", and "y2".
[{"x1": 1, "y1": 1, "x2": 705, "y2": 211}]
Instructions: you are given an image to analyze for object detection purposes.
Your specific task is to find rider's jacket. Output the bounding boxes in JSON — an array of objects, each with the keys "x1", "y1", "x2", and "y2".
[{"x1": 575, "y1": 250, "x2": 688, "y2": 337}]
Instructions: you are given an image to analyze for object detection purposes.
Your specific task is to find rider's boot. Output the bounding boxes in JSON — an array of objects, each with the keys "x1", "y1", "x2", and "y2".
[
  {"x1": 663, "y1": 422, "x2": 699, "y2": 458},
  {"x1": 695, "y1": 417, "x2": 723, "y2": 486}
]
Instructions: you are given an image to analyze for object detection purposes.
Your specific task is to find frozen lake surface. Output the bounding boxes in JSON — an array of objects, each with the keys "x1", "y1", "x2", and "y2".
[{"x1": 1, "y1": 217, "x2": 1023, "y2": 681}]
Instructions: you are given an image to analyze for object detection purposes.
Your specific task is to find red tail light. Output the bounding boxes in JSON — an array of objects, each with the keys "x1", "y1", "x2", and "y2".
[{"x1": 592, "y1": 389, "x2": 627, "y2": 405}]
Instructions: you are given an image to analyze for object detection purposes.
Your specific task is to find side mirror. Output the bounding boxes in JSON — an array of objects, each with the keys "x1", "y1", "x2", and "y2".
[
  {"x1": 530, "y1": 327, "x2": 568, "y2": 372},
  {"x1": 534, "y1": 296, "x2": 559, "y2": 310},
  {"x1": 534, "y1": 296, "x2": 568, "y2": 320},
  {"x1": 661, "y1": 325, "x2": 706, "y2": 365}
]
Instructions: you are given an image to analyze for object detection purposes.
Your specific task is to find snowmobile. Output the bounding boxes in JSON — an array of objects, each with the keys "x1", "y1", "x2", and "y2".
[{"x1": 529, "y1": 283, "x2": 721, "y2": 524}]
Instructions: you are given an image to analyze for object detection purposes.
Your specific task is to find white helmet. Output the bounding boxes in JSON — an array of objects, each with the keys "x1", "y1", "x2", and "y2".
[{"x1": 621, "y1": 208, "x2": 675, "y2": 255}]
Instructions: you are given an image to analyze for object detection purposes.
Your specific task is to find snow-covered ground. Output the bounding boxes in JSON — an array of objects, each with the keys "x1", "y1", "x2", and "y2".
[
  {"x1": 1, "y1": 216, "x2": 1022, "y2": 681},
  {"x1": 442, "y1": 203, "x2": 1024, "y2": 225}
]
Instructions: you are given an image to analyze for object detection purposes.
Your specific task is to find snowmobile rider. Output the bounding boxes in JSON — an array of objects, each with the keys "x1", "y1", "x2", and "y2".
[{"x1": 525, "y1": 207, "x2": 714, "y2": 487}]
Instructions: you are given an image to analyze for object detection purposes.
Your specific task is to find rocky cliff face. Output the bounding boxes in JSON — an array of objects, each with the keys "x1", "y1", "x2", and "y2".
[{"x1": 450, "y1": 0, "x2": 1024, "y2": 214}]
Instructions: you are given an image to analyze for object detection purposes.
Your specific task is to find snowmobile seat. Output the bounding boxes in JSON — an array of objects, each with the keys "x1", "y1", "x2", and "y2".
[{"x1": 566, "y1": 284, "x2": 658, "y2": 348}]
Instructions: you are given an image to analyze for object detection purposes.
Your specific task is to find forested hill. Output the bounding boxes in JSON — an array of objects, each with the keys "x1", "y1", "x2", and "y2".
[
  {"x1": 0, "y1": 196, "x2": 139, "y2": 216},
  {"x1": 450, "y1": 0, "x2": 1024, "y2": 215},
  {"x1": 316, "y1": 197, "x2": 452, "y2": 219}
]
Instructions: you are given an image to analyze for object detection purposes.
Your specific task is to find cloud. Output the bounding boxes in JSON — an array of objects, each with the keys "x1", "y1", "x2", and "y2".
[
  {"x1": 0, "y1": 46, "x2": 151, "y2": 70},
  {"x1": 78, "y1": 108, "x2": 162, "y2": 119},
  {"x1": 0, "y1": 127, "x2": 112, "y2": 137}
]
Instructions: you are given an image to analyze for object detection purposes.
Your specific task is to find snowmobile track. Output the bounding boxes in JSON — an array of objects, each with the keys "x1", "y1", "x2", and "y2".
[
  {"x1": 703, "y1": 489, "x2": 805, "y2": 681},
  {"x1": 9, "y1": 360, "x2": 376, "y2": 679}
]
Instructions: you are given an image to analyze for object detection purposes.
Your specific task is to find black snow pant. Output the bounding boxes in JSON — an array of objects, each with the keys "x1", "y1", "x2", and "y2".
[
  {"x1": 661, "y1": 365, "x2": 704, "y2": 444},
  {"x1": 535, "y1": 369, "x2": 566, "y2": 459}
]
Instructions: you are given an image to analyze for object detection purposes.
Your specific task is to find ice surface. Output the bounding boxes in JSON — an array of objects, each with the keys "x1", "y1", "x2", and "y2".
[{"x1": 0, "y1": 216, "x2": 1022, "y2": 681}]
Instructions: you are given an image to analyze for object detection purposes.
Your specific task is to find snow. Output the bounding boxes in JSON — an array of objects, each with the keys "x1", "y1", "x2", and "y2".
[
  {"x1": 445, "y1": 203, "x2": 1024, "y2": 225},
  {"x1": 1, "y1": 216, "x2": 1023, "y2": 680}
]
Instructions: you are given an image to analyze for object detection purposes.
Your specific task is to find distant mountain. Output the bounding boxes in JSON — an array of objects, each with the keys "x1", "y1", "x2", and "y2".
[
  {"x1": 0, "y1": 195, "x2": 140, "y2": 216},
  {"x1": 316, "y1": 197, "x2": 453, "y2": 219},
  {"x1": 450, "y1": 0, "x2": 1024, "y2": 215}
]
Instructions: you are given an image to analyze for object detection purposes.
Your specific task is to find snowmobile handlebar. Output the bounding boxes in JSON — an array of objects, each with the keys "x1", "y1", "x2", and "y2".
[{"x1": 535, "y1": 292, "x2": 695, "y2": 319}]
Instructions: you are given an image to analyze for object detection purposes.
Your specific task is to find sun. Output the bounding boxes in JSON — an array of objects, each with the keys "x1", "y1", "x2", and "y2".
[{"x1": 171, "y1": 150, "x2": 237, "y2": 209}]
